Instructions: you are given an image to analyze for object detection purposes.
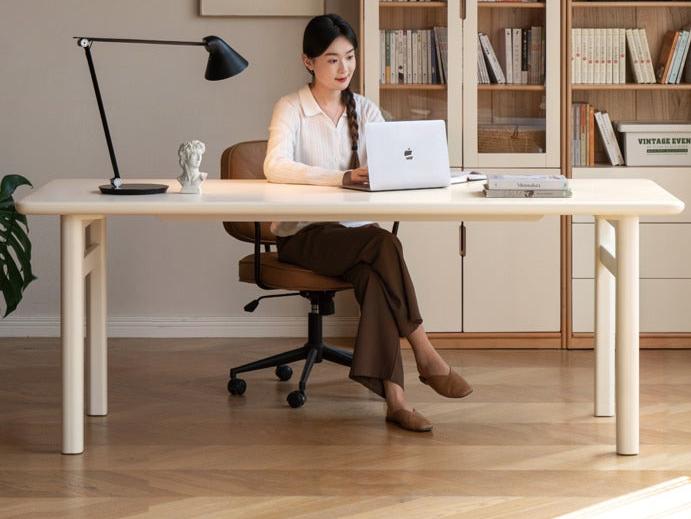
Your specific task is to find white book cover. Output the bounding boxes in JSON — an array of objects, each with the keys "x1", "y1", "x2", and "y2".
[
  {"x1": 582, "y1": 29, "x2": 589, "y2": 83},
  {"x1": 587, "y1": 28, "x2": 595, "y2": 83},
  {"x1": 670, "y1": 30, "x2": 689, "y2": 84},
  {"x1": 600, "y1": 29, "x2": 607, "y2": 83},
  {"x1": 477, "y1": 43, "x2": 489, "y2": 83},
  {"x1": 633, "y1": 28, "x2": 650, "y2": 83},
  {"x1": 594, "y1": 29, "x2": 601, "y2": 84},
  {"x1": 413, "y1": 30, "x2": 419, "y2": 84},
  {"x1": 638, "y1": 29, "x2": 655, "y2": 83},
  {"x1": 389, "y1": 31, "x2": 398, "y2": 85},
  {"x1": 512, "y1": 28, "x2": 522, "y2": 86},
  {"x1": 612, "y1": 27, "x2": 620, "y2": 84},
  {"x1": 619, "y1": 28, "x2": 626, "y2": 84},
  {"x1": 504, "y1": 27, "x2": 513, "y2": 84},
  {"x1": 606, "y1": 28, "x2": 613, "y2": 84},
  {"x1": 480, "y1": 33, "x2": 506, "y2": 83},
  {"x1": 573, "y1": 28, "x2": 582, "y2": 84},
  {"x1": 421, "y1": 30, "x2": 428, "y2": 84},
  {"x1": 418, "y1": 30, "x2": 424, "y2": 83},
  {"x1": 594, "y1": 111, "x2": 619, "y2": 165},
  {"x1": 486, "y1": 174, "x2": 568, "y2": 190},
  {"x1": 398, "y1": 30, "x2": 405, "y2": 84},
  {"x1": 676, "y1": 28, "x2": 691, "y2": 84},
  {"x1": 406, "y1": 29, "x2": 412, "y2": 84},
  {"x1": 625, "y1": 29, "x2": 642, "y2": 83},
  {"x1": 380, "y1": 30, "x2": 385, "y2": 84},
  {"x1": 603, "y1": 112, "x2": 624, "y2": 165}
]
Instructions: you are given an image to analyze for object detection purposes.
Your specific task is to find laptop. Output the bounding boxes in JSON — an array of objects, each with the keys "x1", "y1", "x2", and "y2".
[{"x1": 343, "y1": 120, "x2": 451, "y2": 191}]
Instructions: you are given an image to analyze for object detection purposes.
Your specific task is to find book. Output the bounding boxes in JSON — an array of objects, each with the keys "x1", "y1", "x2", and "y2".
[
  {"x1": 638, "y1": 29, "x2": 656, "y2": 83},
  {"x1": 656, "y1": 30, "x2": 678, "y2": 83},
  {"x1": 669, "y1": 30, "x2": 689, "y2": 84},
  {"x1": 626, "y1": 29, "x2": 643, "y2": 83},
  {"x1": 602, "y1": 112, "x2": 624, "y2": 165},
  {"x1": 677, "y1": 27, "x2": 691, "y2": 84},
  {"x1": 502, "y1": 27, "x2": 513, "y2": 84},
  {"x1": 483, "y1": 188, "x2": 572, "y2": 198},
  {"x1": 486, "y1": 174, "x2": 569, "y2": 190},
  {"x1": 479, "y1": 32, "x2": 506, "y2": 83}
]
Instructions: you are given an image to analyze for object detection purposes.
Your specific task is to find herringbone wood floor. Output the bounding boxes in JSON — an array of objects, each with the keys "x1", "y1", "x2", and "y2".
[{"x1": 1, "y1": 338, "x2": 691, "y2": 518}]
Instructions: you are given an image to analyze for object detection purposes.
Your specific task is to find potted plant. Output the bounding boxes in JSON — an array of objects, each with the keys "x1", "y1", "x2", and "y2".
[{"x1": 0, "y1": 174, "x2": 35, "y2": 317}]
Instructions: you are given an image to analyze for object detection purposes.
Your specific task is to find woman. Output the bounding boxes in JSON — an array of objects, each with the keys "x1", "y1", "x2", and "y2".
[{"x1": 264, "y1": 14, "x2": 472, "y2": 432}]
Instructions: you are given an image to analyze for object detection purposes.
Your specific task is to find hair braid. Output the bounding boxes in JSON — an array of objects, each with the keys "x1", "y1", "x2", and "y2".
[{"x1": 341, "y1": 87, "x2": 360, "y2": 170}]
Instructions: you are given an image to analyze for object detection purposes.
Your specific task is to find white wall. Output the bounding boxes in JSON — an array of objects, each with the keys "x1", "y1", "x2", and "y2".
[{"x1": 0, "y1": 0, "x2": 359, "y2": 337}]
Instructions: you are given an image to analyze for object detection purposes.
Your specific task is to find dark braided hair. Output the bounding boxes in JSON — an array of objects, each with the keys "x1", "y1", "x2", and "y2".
[{"x1": 303, "y1": 14, "x2": 360, "y2": 170}]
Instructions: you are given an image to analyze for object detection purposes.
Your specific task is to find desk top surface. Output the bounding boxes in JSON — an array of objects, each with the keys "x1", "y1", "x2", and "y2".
[{"x1": 16, "y1": 178, "x2": 685, "y2": 220}]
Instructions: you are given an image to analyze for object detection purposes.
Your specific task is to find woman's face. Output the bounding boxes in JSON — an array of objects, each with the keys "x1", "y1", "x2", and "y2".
[{"x1": 304, "y1": 35, "x2": 356, "y2": 92}]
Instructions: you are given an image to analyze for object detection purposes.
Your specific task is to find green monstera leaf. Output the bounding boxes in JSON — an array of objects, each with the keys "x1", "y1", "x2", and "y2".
[{"x1": 0, "y1": 174, "x2": 36, "y2": 317}]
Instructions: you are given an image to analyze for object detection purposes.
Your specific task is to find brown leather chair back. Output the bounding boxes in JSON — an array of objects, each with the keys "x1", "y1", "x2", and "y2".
[{"x1": 220, "y1": 141, "x2": 276, "y2": 244}]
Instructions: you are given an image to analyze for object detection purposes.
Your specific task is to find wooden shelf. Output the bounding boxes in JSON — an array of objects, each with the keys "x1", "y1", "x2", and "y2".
[
  {"x1": 380, "y1": 1, "x2": 447, "y2": 7},
  {"x1": 380, "y1": 83, "x2": 447, "y2": 90},
  {"x1": 479, "y1": 1, "x2": 546, "y2": 8},
  {"x1": 479, "y1": 84, "x2": 546, "y2": 91},
  {"x1": 572, "y1": 1, "x2": 691, "y2": 7},
  {"x1": 572, "y1": 83, "x2": 691, "y2": 90}
]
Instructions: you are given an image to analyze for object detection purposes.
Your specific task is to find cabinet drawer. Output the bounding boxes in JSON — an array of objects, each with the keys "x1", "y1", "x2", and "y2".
[
  {"x1": 397, "y1": 222, "x2": 463, "y2": 332},
  {"x1": 572, "y1": 279, "x2": 691, "y2": 333},
  {"x1": 572, "y1": 223, "x2": 691, "y2": 278},
  {"x1": 464, "y1": 217, "x2": 561, "y2": 332}
]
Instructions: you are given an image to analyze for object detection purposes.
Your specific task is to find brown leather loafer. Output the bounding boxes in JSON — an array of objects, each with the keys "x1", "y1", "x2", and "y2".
[
  {"x1": 419, "y1": 367, "x2": 473, "y2": 399},
  {"x1": 385, "y1": 408, "x2": 433, "y2": 432}
]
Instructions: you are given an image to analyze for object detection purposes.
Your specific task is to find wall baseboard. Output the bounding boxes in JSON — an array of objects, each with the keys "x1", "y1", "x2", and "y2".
[{"x1": 0, "y1": 316, "x2": 360, "y2": 338}]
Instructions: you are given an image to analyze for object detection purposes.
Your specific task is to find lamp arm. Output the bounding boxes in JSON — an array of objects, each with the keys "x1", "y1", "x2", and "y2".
[
  {"x1": 75, "y1": 36, "x2": 205, "y2": 47},
  {"x1": 79, "y1": 39, "x2": 121, "y2": 183}
]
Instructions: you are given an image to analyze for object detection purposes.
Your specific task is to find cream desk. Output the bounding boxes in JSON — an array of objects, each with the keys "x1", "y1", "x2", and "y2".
[{"x1": 16, "y1": 178, "x2": 685, "y2": 455}]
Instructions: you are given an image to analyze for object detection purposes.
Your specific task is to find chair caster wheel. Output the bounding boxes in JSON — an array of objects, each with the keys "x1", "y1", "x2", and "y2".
[
  {"x1": 228, "y1": 378, "x2": 246, "y2": 396},
  {"x1": 275, "y1": 365, "x2": 293, "y2": 381},
  {"x1": 287, "y1": 390, "x2": 306, "y2": 408}
]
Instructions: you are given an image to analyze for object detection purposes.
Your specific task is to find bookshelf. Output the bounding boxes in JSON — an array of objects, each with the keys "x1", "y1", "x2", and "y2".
[
  {"x1": 362, "y1": 0, "x2": 561, "y2": 339},
  {"x1": 567, "y1": 0, "x2": 691, "y2": 346}
]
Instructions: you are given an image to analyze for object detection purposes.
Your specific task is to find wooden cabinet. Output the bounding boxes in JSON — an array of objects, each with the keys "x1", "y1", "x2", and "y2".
[
  {"x1": 566, "y1": 2, "x2": 691, "y2": 345},
  {"x1": 361, "y1": 0, "x2": 561, "y2": 335}
]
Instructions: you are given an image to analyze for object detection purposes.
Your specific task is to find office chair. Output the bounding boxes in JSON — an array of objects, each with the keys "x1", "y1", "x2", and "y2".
[{"x1": 221, "y1": 141, "x2": 398, "y2": 408}]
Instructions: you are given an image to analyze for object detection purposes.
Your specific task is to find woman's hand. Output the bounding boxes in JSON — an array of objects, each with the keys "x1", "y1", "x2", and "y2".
[{"x1": 343, "y1": 167, "x2": 369, "y2": 185}]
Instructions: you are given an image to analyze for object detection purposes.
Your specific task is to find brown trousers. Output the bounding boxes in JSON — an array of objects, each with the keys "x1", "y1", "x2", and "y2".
[{"x1": 276, "y1": 223, "x2": 423, "y2": 398}]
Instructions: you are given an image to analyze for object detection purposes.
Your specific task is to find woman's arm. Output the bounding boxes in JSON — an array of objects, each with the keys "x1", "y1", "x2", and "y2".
[{"x1": 263, "y1": 97, "x2": 346, "y2": 186}]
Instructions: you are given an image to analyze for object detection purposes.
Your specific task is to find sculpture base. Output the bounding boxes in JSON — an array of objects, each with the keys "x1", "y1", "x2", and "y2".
[{"x1": 99, "y1": 183, "x2": 169, "y2": 195}]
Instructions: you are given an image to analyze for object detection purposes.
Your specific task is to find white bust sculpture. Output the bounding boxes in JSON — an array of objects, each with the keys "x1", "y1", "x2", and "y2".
[{"x1": 177, "y1": 140, "x2": 208, "y2": 194}]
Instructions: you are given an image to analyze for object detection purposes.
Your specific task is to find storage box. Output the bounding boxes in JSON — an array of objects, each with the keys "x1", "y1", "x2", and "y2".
[{"x1": 615, "y1": 121, "x2": 691, "y2": 166}]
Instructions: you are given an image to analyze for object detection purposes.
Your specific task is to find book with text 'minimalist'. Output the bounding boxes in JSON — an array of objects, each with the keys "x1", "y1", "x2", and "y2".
[{"x1": 485, "y1": 174, "x2": 569, "y2": 191}]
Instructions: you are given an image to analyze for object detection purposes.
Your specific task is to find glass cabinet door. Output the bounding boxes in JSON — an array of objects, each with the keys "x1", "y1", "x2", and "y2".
[
  {"x1": 363, "y1": 0, "x2": 463, "y2": 166},
  {"x1": 462, "y1": 0, "x2": 560, "y2": 168}
]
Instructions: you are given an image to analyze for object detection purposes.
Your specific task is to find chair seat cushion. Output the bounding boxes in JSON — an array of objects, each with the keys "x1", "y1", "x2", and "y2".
[{"x1": 239, "y1": 252, "x2": 352, "y2": 291}]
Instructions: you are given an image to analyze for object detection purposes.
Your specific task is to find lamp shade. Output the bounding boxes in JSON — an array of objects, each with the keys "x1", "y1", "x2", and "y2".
[{"x1": 203, "y1": 35, "x2": 248, "y2": 81}]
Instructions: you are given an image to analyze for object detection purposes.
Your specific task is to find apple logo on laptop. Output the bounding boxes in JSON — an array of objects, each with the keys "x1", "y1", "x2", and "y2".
[{"x1": 404, "y1": 147, "x2": 413, "y2": 160}]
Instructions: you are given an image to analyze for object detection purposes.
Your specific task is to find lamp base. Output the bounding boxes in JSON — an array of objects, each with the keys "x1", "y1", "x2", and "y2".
[{"x1": 99, "y1": 183, "x2": 169, "y2": 195}]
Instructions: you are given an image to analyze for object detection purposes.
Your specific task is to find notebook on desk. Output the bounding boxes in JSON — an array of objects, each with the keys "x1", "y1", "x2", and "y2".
[{"x1": 342, "y1": 120, "x2": 451, "y2": 192}]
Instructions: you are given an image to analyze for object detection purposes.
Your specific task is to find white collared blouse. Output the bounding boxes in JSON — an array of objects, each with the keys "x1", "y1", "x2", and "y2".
[{"x1": 264, "y1": 84, "x2": 384, "y2": 237}]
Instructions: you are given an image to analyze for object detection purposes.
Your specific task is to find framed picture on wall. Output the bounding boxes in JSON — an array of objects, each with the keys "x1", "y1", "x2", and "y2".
[{"x1": 199, "y1": 0, "x2": 324, "y2": 17}]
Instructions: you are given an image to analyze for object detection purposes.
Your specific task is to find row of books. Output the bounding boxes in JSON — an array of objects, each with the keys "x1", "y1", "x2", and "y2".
[
  {"x1": 380, "y1": 0, "x2": 446, "y2": 2},
  {"x1": 657, "y1": 28, "x2": 691, "y2": 84},
  {"x1": 483, "y1": 175, "x2": 571, "y2": 198},
  {"x1": 572, "y1": 103, "x2": 624, "y2": 166},
  {"x1": 572, "y1": 27, "x2": 691, "y2": 84},
  {"x1": 379, "y1": 28, "x2": 448, "y2": 85},
  {"x1": 478, "y1": 27, "x2": 545, "y2": 85}
]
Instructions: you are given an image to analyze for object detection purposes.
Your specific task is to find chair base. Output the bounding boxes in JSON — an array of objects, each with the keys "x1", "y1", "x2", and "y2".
[{"x1": 227, "y1": 292, "x2": 353, "y2": 407}]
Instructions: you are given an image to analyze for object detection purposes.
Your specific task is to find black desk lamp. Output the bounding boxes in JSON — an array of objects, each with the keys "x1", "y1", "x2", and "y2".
[{"x1": 75, "y1": 36, "x2": 248, "y2": 195}]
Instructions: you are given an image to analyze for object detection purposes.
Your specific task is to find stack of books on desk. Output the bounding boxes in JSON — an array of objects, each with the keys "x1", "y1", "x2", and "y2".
[{"x1": 483, "y1": 174, "x2": 572, "y2": 198}]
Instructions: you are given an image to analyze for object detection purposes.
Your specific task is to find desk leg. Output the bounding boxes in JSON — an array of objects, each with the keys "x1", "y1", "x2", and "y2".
[
  {"x1": 86, "y1": 218, "x2": 107, "y2": 417},
  {"x1": 594, "y1": 217, "x2": 615, "y2": 417},
  {"x1": 61, "y1": 215, "x2": 85, "y2": 454},
  {"x1": 615, "y1": 216, "x2": 640, "y2": 456}
]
